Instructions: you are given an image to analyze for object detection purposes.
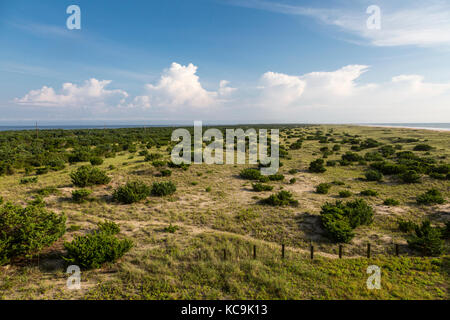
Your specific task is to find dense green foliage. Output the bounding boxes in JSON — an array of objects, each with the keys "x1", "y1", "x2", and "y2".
[
  {"x1": 64, "y1": 223, "x2": 133, "y2": 269},
  {"x1": 70, "y1": 166, "x2": 111, "y2": 187},
  {"x1": 416, "y1": 189, "x2": 445, "y2": 205},
  {"x1": 320, "y1": 199, "x2": 374, "y2": 243},
  {"x1": 309, "y1": 159, "x2": 326, "y2": 173},
  {"x1": 113, "y1": 181, "x2": 151, "y2": 204},
  {"x1": 72, "y1": 189, "x2": 92, "y2": 203},
  {"x1": 262, "y1": 190, "x2": 298, "y2": 207},
  {"x1": 0, "y1": 203, "x2": 66, "y2": 265},
  {"x1": 252, "y1": 183, "x2": 273, "y2": 192},
  {"x1": 151, "y1": 181, "x2": 177, "y2": 196},
  {"x1": 316, "y1": 183, "x2": 331, "y2": 194}
]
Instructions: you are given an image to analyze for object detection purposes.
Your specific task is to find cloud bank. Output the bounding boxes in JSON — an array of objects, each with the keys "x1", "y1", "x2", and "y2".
[{"x1": 14, "y1": 62, "x2": 450, "y2": 122}]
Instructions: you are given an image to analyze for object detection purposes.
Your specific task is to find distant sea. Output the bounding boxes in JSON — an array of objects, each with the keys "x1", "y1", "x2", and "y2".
[
  {"x1": 364, "y1": 123, "x2": 450, "y2": 131},
  {"x1": 0, "y1": 123, "x2": 449, "y2": 132}
]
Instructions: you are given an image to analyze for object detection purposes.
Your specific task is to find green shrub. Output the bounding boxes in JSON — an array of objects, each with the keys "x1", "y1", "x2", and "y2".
[
  {"x1": 151, "y1": 181, "x2": 176, "y2": 196},
  {"x1": 97, "y1": 220, "x2": 120, "y2": 235},
  {"x1": 342, "y1": 152, "x2": 363, "y2": 162},
  {"x1": 72, "y1": 189, "x2": 92, "y2": 203},
  {"x1": 252, "y1": 183, "x2": 273, "y2": 192},
  {"x1": 365, "y1": 169, "x2": 383, "y2": 181},
  {"x1": 64, "y1": 230, "x2": 133, "y2": 269},
  {"x1": 289, "y1": 178, "x2": 296, "y2": 184},
  {"x1": 268, "y1": 173, "x2": 284, "y2": 181},
  {"x1": 0, "y1": 203, "x2": 66, "y2": 265},
  {"x1": 383, "y1": 198, "x2": 400, "y2": 206},
  {"x1": 360, "y1": 189, "x2": 378, "y2": 196},
  {"x1": 397, "y1": 219, "x2": 418, "y2": 233},
  {"x1": 239, "y1": 168, "x2": 262, "y2": 180},
  {"x1": 288, "y1": 169, "x2": 298, "y2": 174},
  {"x1": 407, "y1": 221, "x2": 444, "y2": 256},
  {"x1": 400, "y1": 170, "x2": 421, "y2": 183},
  {"x1": 309, "y1": 159, "x2": 326, "y2": 173},
  {"x1": 37, "y1": 186, "x2": 59, "y2": 197},
  {"x1": 160, "y1": 169, "x2": 172, "y2": 177},
  {"x1": 320, "y1": 199, "x2": 374, "y2": 243},
  {"x1": 262, "y1": 190, "x2": 298, "y2": 207},
  {"x1": 113, "y1": 181, "x2": 151, "y2": 204},
  {"x1": 331, "y1": 180, "x2": 345, "y2": 186},
  {"x1": 20, "y1": 176, "x2": 38, "y2": 184},
  {"x1": 89, "y1": 157, "x2": 104, "y2": 166},
  {"x1": 338, "y1": 190, "x2": 352, "y2": 198},
  {"x1": 145, "y1": 153, "x2": 163, "y2": 161},
  {"x1": 316, "y1": 183, "x2": 331, "y2": 194},
  {"x1": 205, "y1": 187, "x2": 212, "y2": 192},
  {"x1": 70, "y1": 166, "x2": 111, "y2": 187},
  {"x1": 416, "y1": 189, "x2": 445, "y2": 205},
  {"x1": 326, "y1": 160, "x2": 337, "y2": 167},
  {"x1": 413, "y1": 144, "x2": 433, "y2": 151},
  {"x1": 167, "y1": 161, "x2": 190, "y2": 170},
  {"x1": 36, "y1": 167, "x2": 49, "y2": 175}
]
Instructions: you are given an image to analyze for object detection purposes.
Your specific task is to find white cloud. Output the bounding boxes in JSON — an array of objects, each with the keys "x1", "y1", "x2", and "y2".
[
  {"x1": 230, "y1": 0, "x2": 450, "y2": 47},
  {"x1": 259, "y1": 71, "x2": 306, "y2": 106},
  {"x1": 15, "y1": 78, "x2": 128, "y2": 108}
]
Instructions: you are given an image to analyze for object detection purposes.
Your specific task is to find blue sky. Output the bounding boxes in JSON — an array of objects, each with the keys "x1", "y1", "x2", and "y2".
[{"x1": 1, "y1": 0, "x2": 450, "y2": 123}]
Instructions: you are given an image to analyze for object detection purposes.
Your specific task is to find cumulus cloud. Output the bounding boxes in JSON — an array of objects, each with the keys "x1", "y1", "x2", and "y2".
[
  {"x1": 133, "y1": 62, "x2": 235, "y2": 110},
  {"x1": 14, "y1": 78, "x2": 128, "y2": 108}
]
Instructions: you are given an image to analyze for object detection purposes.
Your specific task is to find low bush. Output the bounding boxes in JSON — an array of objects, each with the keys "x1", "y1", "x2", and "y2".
[
  {"x1": 400, "y1": 170, "x2": 421, "y2": 183},
  {"x1": 262, "y1": 190, "x2": 298, "y2": 207},
  {"x1": 309, "y1": 159, "x2": 326, "y2": 173},
  {"x1": 397, "y1": 219, "x2": 418, "y2": 233},
  {"x1": 240, "y1": 168, "x2": 262, "y2": 180},
  {"x1": 151, "y1": 181, "x2": 176, "y2": 196},
  {"x1": 416, "y1": 189, "x2": 445, "y2": 205},
  {"x1": 70, "y1": 166, "x2": 111, "y2": 187},
  {"x1": 152, "y1": 160, "x2": 166, "y2": 167},
  {"x1": 72, "y1": 189, "x2": 92, "y2": 203},
  {"x1": 316, "y1": 183, "x2": 331, "y2": 194},
  {"x1": 113, "y1": 181, "x2": 151, "y2": 204},
  {"x1": 97, "y1": 220, "x2": 120, "y2": 235},
  {"x1": 163, "y1": 224, "x2": 179, "y2": 233},
  {"x1": 268, "y1": 174, "x2": 284, "y2": 181},
  {"x1": 36, "y1": 167, "x2": 49, "y2": 175},
  {"x1": 289, "y1": 178, "x2": 296, "y2": 184},
  {"x1": 64, "y1": 229, "x2": 133, "y2": 269},
  {"x1": 407, "y1": 221, "x2": 444, "y2": 256},
  {"x1": 360, "y1": 189, "x2": 378, "y2": 196},
  {"x1": 338, "y1": 190, "x2": 352, "y2": 198},
  {"x1": 89, "y1": 157, "x2": 104, "y2": 166},
  {"x1": 413, "y1": 144, "x2": 433, "y2": 151},
  {"x1": 0, "y1": 203, "x2": 66, "y2": 265},
  {"x1": 365, "y1": 169, "x2": 383, "y2": 182},
  {"x1": 145, "y1": 153, "x2": 163, "y2": 161},
  {"x1": 320, "y1": 199, "x2": 374, "y2": 243},
  {"x1": 252, "y1": 183, "x2": 273, "y2": 192},
  {"x1": 383, "y1": 198, "x2": 400, "y2": 206},
  {"x1": 160, "y1": 169, "x2": 172, "y2": 177}
]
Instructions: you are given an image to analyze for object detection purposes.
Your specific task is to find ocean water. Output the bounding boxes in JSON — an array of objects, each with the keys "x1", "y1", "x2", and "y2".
[{"x1": 0, "y1": 123, "x2": 449, "y2": 132}]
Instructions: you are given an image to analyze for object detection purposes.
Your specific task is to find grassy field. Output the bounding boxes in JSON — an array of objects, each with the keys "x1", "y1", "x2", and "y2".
[{"x1": 0, "y1": 124, "x2": 448, "y2": 300}]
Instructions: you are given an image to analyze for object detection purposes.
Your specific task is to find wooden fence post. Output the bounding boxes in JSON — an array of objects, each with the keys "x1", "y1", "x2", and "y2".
[
  {"x1": 367, "y1": 243, "x2": 371, "y2": 258},
  {"x1": 395, "y1": 244, "x2": 399, "y2": 257},
  {"x1": 310, "y1": 245, "x2": 314, "y2": 260},
  {"x1": 253, "y1": 245, "x2": 256, "y2": 259},
  {"x1": 223, "y1": 249, "x2": 227, "y2": 261},
  {"x1": 339, "y1": 245, "x2": 343, "y2": 259},
  {"x1": 281, "y1": 244, "x2": 285, "y2": 259}
]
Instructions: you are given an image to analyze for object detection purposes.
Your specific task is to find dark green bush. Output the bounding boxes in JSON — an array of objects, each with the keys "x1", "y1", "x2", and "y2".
[
  {"x1": 397, "y1": 219, "x2": 418, "y2": 233},
  {"x1": 163, "y1": 223, "x2": 179, "y2": 233},
  {"x1": 113, "y1": 181, "x2": 151, "y2": 204},
  {"x1": 289, "y1": 178, "x2": 296, "y2": 184},
  {"x1": 72, "y1": 189, "x2": 92, "y2": 203},
  {"x1": 252, "y1": 183, "x2": 273, "y2": 192},
  {"x1": 151, "y1": 181, "x2": 176, "y2": 196},
  {"x1": 338, "y1": 190, "x2": 352, "y2": 198},
  {"x1": 407, "y1": 221, "x2": 444, "y2": 256},
  {"x1": 36, "y1": 167, "x2": 49, "y2": 175},
  {"x1": 89, "y1": 157, "x2": 104, "y2": 166},
  {"x1": 413, "y1": 144, "x2": 433, "y2": 151},
  {"x1": 383, "y1": 198, "x2": 400, "y2": 206},
  {"x1": 160, "y1": 169, "x2": 172, "y2": 177},
  {"x1": 0, "y1": 203, "x2": 66, "y2": 265},
  {"x1": 316, "y1": 183, "x2": 331, "y2": 194},
  {"x1": 400, "y1": 170, "x2": 421, "y2": 183},
  {"x1": 309, "y1": 159, "x2": 326, "y2": 173},
  {"x1": 145, "y1": 153, "x2": 163, "y2": 161},
  {"x1": 342, "y1": 152, "x2": 363, "y2": 163},
  {"x1": 416, "y1": 189, "x2": 445, "y2": 205},
  {"x1": 64, "y1": 230, "x2": 133, "y2": 269},
  {"x1": 152, "y1": 160, "x2": 166, "y2": 167},
  {"x1": 70, "y1": 166, "x2": 111, "y2": 187},
  {"x1": 365, "y1": 169, "x2": 383, "y2": 181},
  {"x1": 262, "y1": 190, "x2": 298, "y2": 207},
  {"x1": 320, "y1": 199, "x2": 374, "y2": 243},
  {"x1": 360, "y1": 189, "x2": 378, "y2": 196},
  {"x1": 268, "y1": 173, "x2": 284, "y2": 181},
  {"x1": 239, "y1": 168, "x2": 262, "y2": 180},
  {"x1": 168, "y1": 161, "x2": 190, "y2": 170}
]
